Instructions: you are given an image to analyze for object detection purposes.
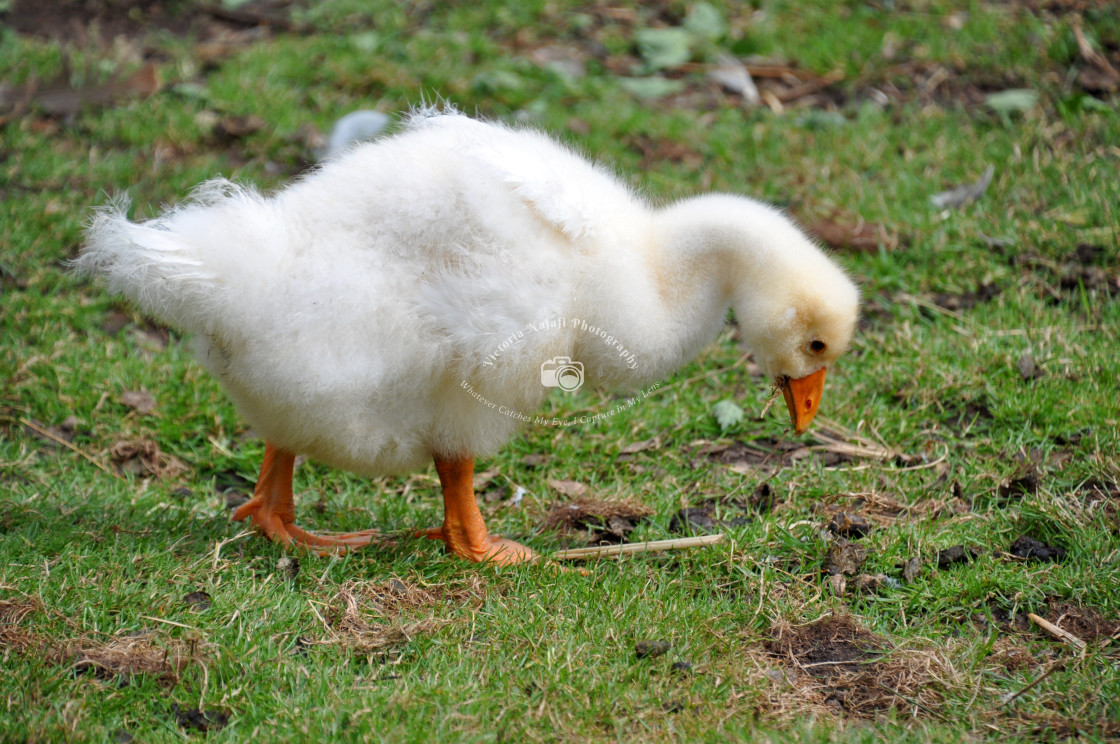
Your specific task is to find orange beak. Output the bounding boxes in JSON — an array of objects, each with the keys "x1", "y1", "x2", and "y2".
[{"x1": 781, "y1": 367, "x2": 827, "y2": 435}]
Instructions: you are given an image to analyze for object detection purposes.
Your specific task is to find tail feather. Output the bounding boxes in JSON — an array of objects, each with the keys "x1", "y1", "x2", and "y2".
[{"x1": 74, "y1": 180, "x2": 281, "y2": 338}]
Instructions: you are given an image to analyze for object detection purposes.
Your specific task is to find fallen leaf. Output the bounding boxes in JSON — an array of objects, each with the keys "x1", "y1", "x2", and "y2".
[
  {"x1": 213, "y1": 114, "x2": 265, "y2": 141},
  {"x1": 708, "y1": 54, "x2": 759, "y2": 104},
  {"x1": 635, "y1": 27, "x2": 693, "y2": 71},
  {"x1": 110, "y1": 439, "x2": 186, "y2": 479},
  {"x1": 683, "y1": 2, "x2": 726, "y2": 40},
  {"x1": 931, "y1": 165, "x2": 995, "y2": 209},
  {"x1": 1017, "y1": 353, "x2": 1043, "y2": 381},
  {"x1": 807, "y1": 218, "x2": 893, "y2": 253},
  {"x1": 618, "y1": 76, "x2": 686, "y2": 99},
  {"x1": 120, "y1": 390, "x2": 156, "y2": 415},
  {"x1": 472, "y1": 468, "x2": 499, "y2": 490},
  {"x1": 901, "y1": 557, "x2": 921, "y2": 583},
  {"x1": 547, "y1": 479, "x2": 588, "y2": 498},
  {"x1": 984, "y1": 88, "x2": 1038, "y2": 116}
]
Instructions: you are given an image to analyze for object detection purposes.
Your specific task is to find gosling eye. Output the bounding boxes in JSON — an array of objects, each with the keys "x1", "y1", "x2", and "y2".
[{"x1": 808, "y1": 340, "x2": 827, "y2": 354}]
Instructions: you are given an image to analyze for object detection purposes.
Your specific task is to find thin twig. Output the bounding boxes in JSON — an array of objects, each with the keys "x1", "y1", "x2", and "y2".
[
  {"x1": 18, "y1": 417, "x2": 120, "y2": 478},
  {"x1": 1029, "y1": 613, "x2": 1087, "y2": 650},
  {"x1": 141, "y1": 615, "x2": 199, "y2": 631},
  {"x1": 1001, "y1": 658, "x2": 1065, "y2": 706},
  {"x1": 552, "y1": 534, "x2": 724, "y2": 560}
]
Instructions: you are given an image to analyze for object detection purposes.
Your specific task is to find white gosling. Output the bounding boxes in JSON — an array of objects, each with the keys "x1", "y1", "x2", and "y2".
[{"x1": 76, "y1": 108, "x2": 859, "y2": 563}]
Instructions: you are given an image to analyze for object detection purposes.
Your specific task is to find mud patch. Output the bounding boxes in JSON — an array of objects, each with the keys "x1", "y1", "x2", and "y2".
[{"x1": 1011, "y1": 247, "x2": 1120, "y2": 305}]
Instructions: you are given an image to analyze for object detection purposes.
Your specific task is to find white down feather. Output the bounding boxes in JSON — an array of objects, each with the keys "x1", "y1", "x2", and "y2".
[{"x1": 76, "y1": 108, "x2": 859, "y2": 476}]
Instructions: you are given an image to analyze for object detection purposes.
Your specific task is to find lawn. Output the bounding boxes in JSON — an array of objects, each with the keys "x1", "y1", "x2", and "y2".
[{"x1": 2, "y1": 0, "x2": 1119, "y2": 741}]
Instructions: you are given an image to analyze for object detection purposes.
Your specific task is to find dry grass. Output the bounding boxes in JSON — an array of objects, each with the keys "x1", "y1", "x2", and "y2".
[
  {"x1": 315, "y1": 576, "x2": 487, "y2": 655},
  {"x1": 763, "y1": 614, "x2": 959, "y2": 719},
  {"x1": 1, "y1": 593, "x2": 202, "y2": 685}
]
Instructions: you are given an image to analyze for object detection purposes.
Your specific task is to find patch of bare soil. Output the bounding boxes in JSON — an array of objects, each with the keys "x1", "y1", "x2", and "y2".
[
  {"x1": 1010, "y1": 246, "x2": 1120, "y2": 306},
  {"x1": 542, "y1": 497, "x2": 653, "y2": 544},
  {"x1": 765, "y1": 614, "x2": 950, "y2": 716},
  {"x1": 1042, "y1": 601, "x2": 1120, "y2": 644}
]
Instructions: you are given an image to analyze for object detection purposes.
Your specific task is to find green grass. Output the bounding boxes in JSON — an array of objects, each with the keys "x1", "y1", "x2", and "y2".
[{"x1": 3, "y1": 1, "x2": 1119, "y2": 741}]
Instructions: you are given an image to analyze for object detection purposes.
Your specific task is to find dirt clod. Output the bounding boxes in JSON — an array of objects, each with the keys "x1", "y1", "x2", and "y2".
[
  {"x1": 635, "y1": 640, "x2": 671, "y2": 659},
  {"x1": 183, "y1": 591, "x2": 212, "y2": 611},
  {"x1": 999, "y1": 468, "x2": 1040, "y2": 500},
  {"x1": 826, "y1": 511, "x2": 873, "y2": 539},
  {"x1": 901, "y1": 557, "x2": 921, "y2": 583},
  {"x1": 937, "y1": 545, "x2": 981, "y2": 568},
  {"x1": 1009, "y1": 535, "x2": 1066, "y2": 562}
]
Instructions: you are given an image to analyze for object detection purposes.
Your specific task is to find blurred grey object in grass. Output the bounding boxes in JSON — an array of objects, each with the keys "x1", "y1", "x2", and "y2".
[{"x1": 323, "y1": 110, "x2": 391, "y2": 159}]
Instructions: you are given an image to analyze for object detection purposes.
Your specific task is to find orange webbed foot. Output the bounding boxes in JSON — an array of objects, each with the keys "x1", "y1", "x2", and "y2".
[
  {"x1": 234, "y1": 443, "x2": 379, "y2": 555},
  {"x1": 426, "y1": 455, "x2": 542, "y2": 566},
  {"x1": 418, "y1": 525, "x2": 539, "y2": 565}
]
